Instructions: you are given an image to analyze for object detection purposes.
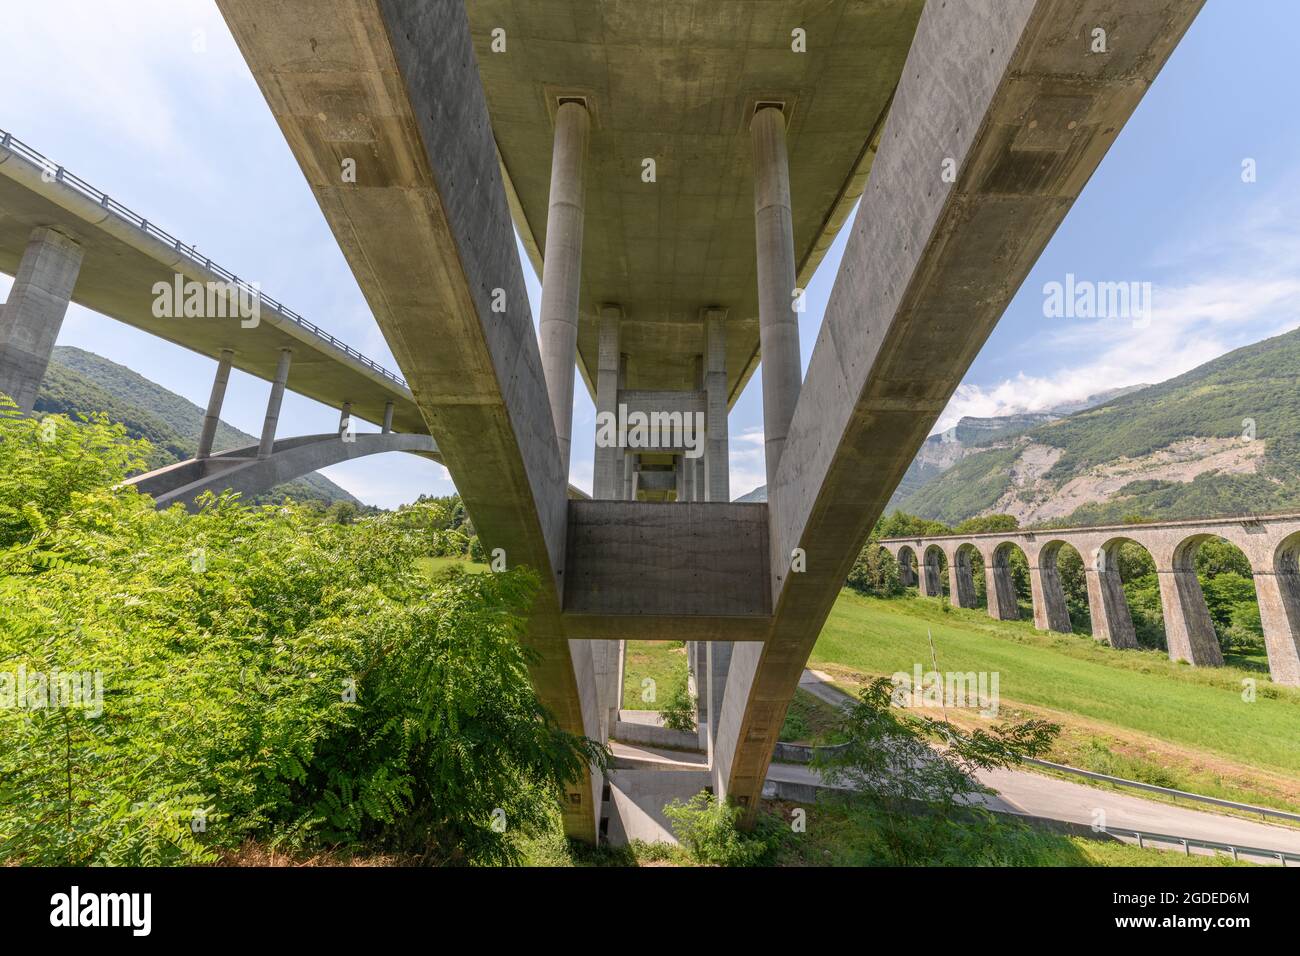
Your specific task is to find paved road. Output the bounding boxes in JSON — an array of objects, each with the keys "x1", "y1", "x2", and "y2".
[{"x1": 794, "y1": 669, "x2": 1300, "y2": 864}]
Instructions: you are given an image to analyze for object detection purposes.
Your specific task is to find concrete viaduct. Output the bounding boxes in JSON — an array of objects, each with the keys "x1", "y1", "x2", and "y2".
[
  {"x1": 0, "y1": 126, "x2": 447, "y2": 505},
  {"x1": 880, "y1": 514, "x2": 1300, "y2": 687},
  {"x1": 0, "y1": 0, "x2": 1209, "y2": 842},
  {"x1": 208, "y1": 0, "x2": 1207, "y2": 841}
]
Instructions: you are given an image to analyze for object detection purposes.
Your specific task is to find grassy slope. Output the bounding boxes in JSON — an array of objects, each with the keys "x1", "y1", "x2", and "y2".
[
  {"x1": 621, "y1": 640, "x2": 689, "y2": 711},
  {"x1": 809, "y1": 591, "x2": 1300, "y2": 810}
]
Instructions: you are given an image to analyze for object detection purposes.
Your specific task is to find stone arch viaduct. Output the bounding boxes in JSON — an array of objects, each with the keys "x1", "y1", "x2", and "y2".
[{"x1": 880, "y1": 514, "x2": 1300, "y2": 686}]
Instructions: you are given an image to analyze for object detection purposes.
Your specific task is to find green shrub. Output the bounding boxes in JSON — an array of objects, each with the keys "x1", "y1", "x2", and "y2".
[
  {"x1": 663, "y1": 791, "x2": 778, "y2": 866},
  {"x1": 0, "y1": 396, "x2": 606, "y2": 866},
  {"x1": 660, "y1": 683, "x2": 696, "y2": 733}
]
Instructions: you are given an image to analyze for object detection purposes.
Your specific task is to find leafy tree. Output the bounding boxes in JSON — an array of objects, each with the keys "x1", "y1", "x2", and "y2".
[
  {"x1": 813, "y1": 677, "x2": 1058, "y2": 865},
  {"x1": 0, "y1": 398, "x2": 606, "y2": 865}
]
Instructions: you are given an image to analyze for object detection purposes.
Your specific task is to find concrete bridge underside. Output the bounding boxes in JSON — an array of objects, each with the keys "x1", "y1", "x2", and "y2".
[
  {"x1": 213, "y1": 0, "x2": 1206, "y2": 839},
  {"x1": 881, "y1": 513, "x2": 1300, "y2": 687}
]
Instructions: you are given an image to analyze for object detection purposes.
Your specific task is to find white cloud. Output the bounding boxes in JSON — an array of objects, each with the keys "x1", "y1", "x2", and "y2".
[
  {"x1": 728, "y1": 427, "x2": 766, "y2": 497},
  {"x1": 936, "y1": 184, "x2": 1300, "y2": 434}
]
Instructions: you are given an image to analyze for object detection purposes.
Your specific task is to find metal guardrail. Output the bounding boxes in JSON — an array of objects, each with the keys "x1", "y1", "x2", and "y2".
[
  {"x1": 0, "y1": 128, "x2": 407, "y2": 390},
  {"x1": 1112, "y1": 827, "x2": 1299, "y2": 866},
  {"x1": 1021, "y1": 757, "x2": 1300, "y2": 824}
]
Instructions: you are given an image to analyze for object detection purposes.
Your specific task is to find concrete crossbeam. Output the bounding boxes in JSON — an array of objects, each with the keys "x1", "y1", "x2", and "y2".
[{"x1": 717, "y1": 0, "x2": 1206, "y2": 818}]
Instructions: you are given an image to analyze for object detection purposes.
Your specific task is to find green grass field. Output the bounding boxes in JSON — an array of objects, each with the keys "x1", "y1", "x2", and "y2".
[
  {"x1": 621, "y1": 640, "x2": 690, "y2": 711},
  {"x1": 810, "y1": 591, "x2": 1300, "y2": 810}
]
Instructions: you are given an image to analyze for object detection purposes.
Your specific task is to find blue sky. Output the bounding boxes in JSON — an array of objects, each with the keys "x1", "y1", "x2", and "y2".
[{"x1": 2, "y1": 1, "x2": 1297, "y2": 506}]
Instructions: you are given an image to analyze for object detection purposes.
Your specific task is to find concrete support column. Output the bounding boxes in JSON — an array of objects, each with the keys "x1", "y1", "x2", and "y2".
[
  {"x1": 622, "y1": 451, "x2": 634, "y2": 501},
  {"x1": 987, "y1": 551, "x2": 1021, "y2": 622},
  {"x1": 950, "y1": 550, "x2": 977, "y2": 609},
  {"x1": 703, "y1": 309, "x2": 730, "y2": 502},
  {"x1": 919, "y1": 550, "x2": 942, "y2": 598},
  {"x1": 593, "y1": 306, "x2": 622, "y2": 498},
  {"x1": 1029, "y1": 555, "x2": 1071, "y2": 632},
  {"x1": 631, "y1": 458, "x2": 640, "y2": 500},
  {"x1": 750, "y1": 107, "x2": 802, "y2": 493},
  {"x1": 382, "y1": 400, "x2": 394, "y2": 434},
  {"x1": 339, "y1": 402, "x2": 353, "y2": 438},
  {"x1": 898, "y1": 551, "x2": 917, "y2": 588},
  {"x1": 258, "y1": 348, "x2": 292, "y2": 460},
  {"x1": 1157, "y1": 565, "x2": 1225, "y2": 667},
  {"x1": 196, "y1": 348, "x2": 234, "y2": 459},
  {"x1": 692, "y1": 456, "x2": 705, "y2": 502},
  {"x1": 0, "y1": 227, "x2": 84, "y2": 413},
  {"x1": 537, "y1": 101, "x2": 591, "y2": 475},
  {"x1": 1085, "y1": 562, "x2": 1138, "y2": 649},
  {"x1": 704, "y1": 640, "x2": 733, "y2": 766},
  {"x1": 1252, "y1": 571, "x2": 1300, "y2": 686},
  {"x1": 675, "y1": 455, "x2": 685, "y2": 501}
]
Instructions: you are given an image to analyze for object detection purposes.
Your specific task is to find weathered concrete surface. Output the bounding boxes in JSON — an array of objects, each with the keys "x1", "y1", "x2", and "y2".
[
  {"x1": 0, "y1": 132, "x2": 422, "y2": 431},
  {"x1": 465, "y1": 0, "x2": 927, "y2": 402},
  {"x1": 216, "y1": 0, "x2": 601, "y2": 839},
  {"x1": 0, "y1": 226, "x2": 82, "y2": 412},
  {"x1": 538, "y1": 101, "x2": 590, "y2": 473},
  {"x1": 563, "y1": 500, "x2": 771, "y2": 625},
  {"x1": 883, "y1": 510, "x2": 1300, "y2": 684},
  {"x1": 125, "y1": 431, "x2": 440, "y2": 510},
  {"x1": 718, "y1": 0, "x2": 1207, "y2": 819}
]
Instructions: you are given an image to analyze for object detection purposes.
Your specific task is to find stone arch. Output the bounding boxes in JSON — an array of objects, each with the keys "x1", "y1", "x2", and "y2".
[
  {"x1": 896, "y1": 545, "x2": 919, "y2": 588},
  {"x1": 1031, "y1": 540, "x2": 1073, "y2": 632},
  {"x1": 1159, "y1": 533, "x2": 1234, "y2": 668},
  {"x1": 1086, "y1": 537, "x2": 1156, "y2": 651},
  {"x1": 986, "y1": 541, "x2": 1028, "y2": 621},
  {"x1": 950, "y1": 542, "x2": 981, "y2": 609},
  {"x1": 1259, "y1": 532, "x2": 1300, "y2": 685},
  {"x1": 921, "y1": 544, "x2": 948, "y2": 599}
]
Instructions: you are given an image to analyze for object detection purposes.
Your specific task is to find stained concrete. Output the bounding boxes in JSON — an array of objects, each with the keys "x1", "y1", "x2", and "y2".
[
  {"x1": 0, "y1": 134, "x2": 422, "y2": 432},
  {"x1": 718, "y1": 0, "x2": 1207, "y2": 820},
  {"x1": 0, "y1": 226, "x2": 82, "y2": 412},
  {"x1": 216, "y1": 0, "x2": 601, "y2": 840}
]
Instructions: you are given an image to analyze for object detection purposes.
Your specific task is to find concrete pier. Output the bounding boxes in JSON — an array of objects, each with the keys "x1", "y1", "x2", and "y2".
[
  {"x1": 750, "y1": 107, "x2": 801, "y2": 494},
  {"x1": 196, "y1": 348, "x2": 234, "y2": 459},
  {"x1": 537, "y1": 101, "x2": 590, "y2": 475},
  {"x1": 703, "y1": 309, "x2": 729, "y2": 503},
  {"x1": 258, "y1": 348, "x2": 292, "y2": 460},
  {"x1": 593, "y1": 306, "x2": 622, "y2": 498},
  {"x1": 0, "y1": 227, "x2": 83, "y2": 413}
]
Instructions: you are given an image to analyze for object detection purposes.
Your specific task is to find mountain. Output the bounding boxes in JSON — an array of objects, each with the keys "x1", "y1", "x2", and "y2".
[
  {"x1": 34, "y1": 346, "x2": 358, "y2": 506},
  {"x1": 732, "y1": 386, "x2": 1143, "y2": 505},
  {"x1": 897, "y1": 326, "x2": 1300, "y2": 526}
]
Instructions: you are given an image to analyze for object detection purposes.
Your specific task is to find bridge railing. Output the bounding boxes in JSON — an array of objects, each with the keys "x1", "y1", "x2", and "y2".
[{"x1": 0, "y1": 128, "x2": 408, "y2": 390}]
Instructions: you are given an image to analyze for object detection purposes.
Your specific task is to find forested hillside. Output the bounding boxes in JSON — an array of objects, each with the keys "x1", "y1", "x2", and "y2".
[{"x1": 898, "y1": 327, "x2": 1300, "y2": 526}]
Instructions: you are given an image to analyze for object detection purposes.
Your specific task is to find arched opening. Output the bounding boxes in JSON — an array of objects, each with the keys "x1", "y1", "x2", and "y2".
[
  {"x1": 1265, "y1": 532, "x2": 1300, "y2": 685},
  {"x1": 897, "y1": 545, "x2": 919, "y2": 590},
  {"x1": 1092, "y1": 538, "x2": 1163, "y2": 651},
  {"x1": 848, "y1": 544, "x2": 907, "y2": 597},
  {"x1": 1041, "y1": 541, "x2": 1090, "y2": 633},
  {"x1": 952, "y1": 543, "x2": 982, "y2": 609},
  {"x1": 1162, "y1": 534, "x2": 1239, "y2": 668},
  {"x1": 988, "y1": 541, "x2": 1031, "y2": 620},
  {"x1": 1032, "y1": 540, "x2": 1073, "y2": 632},
  {"x1": 922, "y1": 545, "x2": 948, "y2": 599}
]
